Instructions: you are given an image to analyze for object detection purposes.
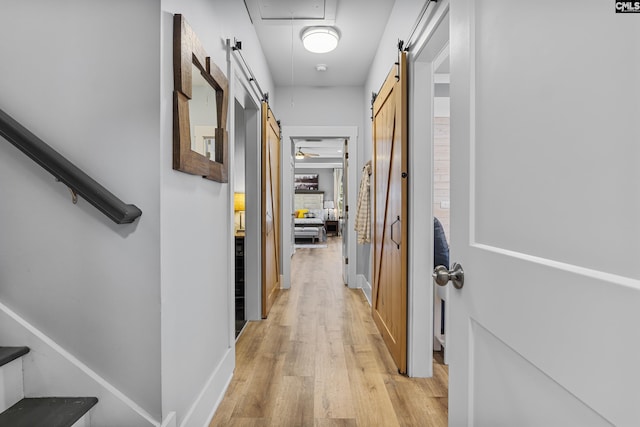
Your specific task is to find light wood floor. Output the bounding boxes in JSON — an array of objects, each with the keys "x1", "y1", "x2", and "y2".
[{"x1": 210, "y1": 237, "x2": 448, "y2": 426}]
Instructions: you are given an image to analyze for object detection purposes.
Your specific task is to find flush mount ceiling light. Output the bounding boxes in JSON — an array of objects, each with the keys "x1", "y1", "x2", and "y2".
[{"x1": 301, "y1": 26, "x2": 340, "y2": 53}]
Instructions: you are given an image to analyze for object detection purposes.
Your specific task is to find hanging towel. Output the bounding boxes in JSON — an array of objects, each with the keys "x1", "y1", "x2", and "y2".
[{"x1": 354, "y1": 161, "x2": 372, "y2": 244}]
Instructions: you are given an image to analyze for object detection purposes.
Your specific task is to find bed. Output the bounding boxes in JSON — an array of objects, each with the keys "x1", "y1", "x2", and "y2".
[
  {"x1": 293, "y1": 191, "x2": 326, "y2": 243},
  {"x1": 294, "y1": 212, "x2": 326, "y2": 243}
]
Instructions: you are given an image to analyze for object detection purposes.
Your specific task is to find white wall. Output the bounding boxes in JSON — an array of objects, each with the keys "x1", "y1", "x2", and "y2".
[
  {"x1": 159, "y1": 0, "x2": 273, "y2": 425},
  {"x1": 0, "y1": 0, "x2": 161, "y2": 419},
  {"x1": 275, "y1": 86, "x2": 363, "y2": 126}
]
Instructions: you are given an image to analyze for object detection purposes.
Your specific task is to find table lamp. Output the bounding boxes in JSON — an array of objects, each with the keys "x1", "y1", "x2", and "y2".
[
  {"x1": 323, "y1": 200, "x2": 334, "y2": 220},
  {"x1": 234, "y1": 192, "x2": 245, "y2": 231}
]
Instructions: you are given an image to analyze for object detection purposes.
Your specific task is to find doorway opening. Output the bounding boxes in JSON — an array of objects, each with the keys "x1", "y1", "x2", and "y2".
[
  {"x1": 406, "y1": 6, "x2": 450, "y2": 378},
  {"x1": 403, "y1": 3, "x2": 451, "y2": 415},
  {"x1": 291, "y1": 137, "x2": 348, "y2": 292},
  {"x1": 432, "y1": 53, "x2": 450, "y2": 364},
  {"x1": 233, "y1": 98, "x2": 248, "y2": 338},
  {"x1": 233, "y1": 85, "x2": 262, "y2": 338},
  {"x1": 280, "y1": 126, "x2": 358, "y2": 291}
]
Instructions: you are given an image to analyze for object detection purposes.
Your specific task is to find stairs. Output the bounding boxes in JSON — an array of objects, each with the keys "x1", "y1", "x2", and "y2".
[{"x1": 0, "y1": 346, "x2": 97, "y2": 426}]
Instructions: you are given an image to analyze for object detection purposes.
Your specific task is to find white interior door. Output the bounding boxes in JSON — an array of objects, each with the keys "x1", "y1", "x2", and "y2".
[{"x1": 449, "y1": 1, "x2": 640, "y2": 425}]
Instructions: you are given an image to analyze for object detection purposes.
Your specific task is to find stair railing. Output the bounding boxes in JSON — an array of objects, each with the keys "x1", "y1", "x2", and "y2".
[{"x1": 0, "y1": 108, "x2": 142, "y2": 224}]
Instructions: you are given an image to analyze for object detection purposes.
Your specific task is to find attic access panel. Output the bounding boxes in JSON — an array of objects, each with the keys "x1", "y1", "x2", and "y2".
[{"x1": 251, "y1": 0, "x2": 336, "y2": 21}]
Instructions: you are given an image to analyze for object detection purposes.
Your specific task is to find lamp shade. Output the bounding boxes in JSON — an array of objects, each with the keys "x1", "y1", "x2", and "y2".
[
  {"x1": 302, "y1": 26, "x2": 340, "y2": 53},
  {"x1": 234, "y1": 193, "x2": 245, "y2": 211},
  {"x1": 323, "y1": 200, "x2": 335, "y2": 209}
]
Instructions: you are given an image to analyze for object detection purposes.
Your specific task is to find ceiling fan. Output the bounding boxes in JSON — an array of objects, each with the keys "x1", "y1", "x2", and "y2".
[{"x1": 295, "y1": 147, "x2": 319, "y2": 159}]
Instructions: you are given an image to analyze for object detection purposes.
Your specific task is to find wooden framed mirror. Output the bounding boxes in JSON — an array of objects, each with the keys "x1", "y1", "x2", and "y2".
[{"x1": 173, "y1": 14, "x2": 229, "y2": 182}]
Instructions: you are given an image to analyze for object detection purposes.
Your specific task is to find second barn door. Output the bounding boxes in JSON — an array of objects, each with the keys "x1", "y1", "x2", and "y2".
[
  {"x1": 371, "y1": 52, "x2": 408, "y2": 373},
  {"x1": 261, "y1": 102, "x2": 281, "y2": 318}
]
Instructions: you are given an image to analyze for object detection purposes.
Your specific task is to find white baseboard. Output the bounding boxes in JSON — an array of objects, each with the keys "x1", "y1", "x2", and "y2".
[
  {"x1": 179, "y1": 346, "x2": 234, "y2": 427},
  {"x1": 0, "y1": 300, "x2": 159, "y2": 427},
  {"x1": 357, "y1": 274, "x2": 372, "y2": 305}
]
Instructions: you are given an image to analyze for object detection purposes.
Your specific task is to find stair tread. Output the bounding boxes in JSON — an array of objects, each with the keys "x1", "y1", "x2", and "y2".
[
  {"x1": 0, "y1": 346, "x2": 29, "y2": 367},
  {"x1": 0, "y1": 397, "x2": 98, "y2": 427}
]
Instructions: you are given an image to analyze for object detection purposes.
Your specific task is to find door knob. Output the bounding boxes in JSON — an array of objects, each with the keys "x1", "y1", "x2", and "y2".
[{"x1": 432, "y1": 262, "x2": 464, "y2": 289}]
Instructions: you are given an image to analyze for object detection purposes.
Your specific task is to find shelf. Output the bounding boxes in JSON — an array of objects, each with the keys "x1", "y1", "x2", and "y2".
[{"x1": 234, "y1": 236, "x2": 245, "y2": 338}]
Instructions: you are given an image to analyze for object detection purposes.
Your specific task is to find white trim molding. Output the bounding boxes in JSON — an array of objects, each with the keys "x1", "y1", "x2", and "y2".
[
  {"x1": 358, "y1": 274, "x2": 372, "y2": 305},
  {"x1": 281, "y1": 125, "x2": 358, "y2": 291},
  {"x1": 179, "y1": 347, "x2": 234, "y2": 427}
]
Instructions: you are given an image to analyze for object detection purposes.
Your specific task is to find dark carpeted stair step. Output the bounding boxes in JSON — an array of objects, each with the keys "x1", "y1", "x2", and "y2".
[
  {"x1": 0, "y1": 397, "x2": 98, "y2": 427},
  {"x1": 0, "y1": 346, "x2": 29, "y2": 367}
]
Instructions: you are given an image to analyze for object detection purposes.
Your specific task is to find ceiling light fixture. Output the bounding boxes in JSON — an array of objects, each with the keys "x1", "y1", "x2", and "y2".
[{"x1": 301, "y1": 26, "x2": 340, "y2": 53}]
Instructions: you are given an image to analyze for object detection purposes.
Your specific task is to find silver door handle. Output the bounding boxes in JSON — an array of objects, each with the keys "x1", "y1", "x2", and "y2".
[{"x1": 432, "y1": 262, "x2": 464, "y2": 289}]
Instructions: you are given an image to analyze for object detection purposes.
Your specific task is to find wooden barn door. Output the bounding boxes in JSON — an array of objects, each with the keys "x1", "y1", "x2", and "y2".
[
  {"x1": 372, "y1": 52, "x2": 408, "y2": 373},
  {"x1": 261, "y1": 102, "x2": 281, "y2": 318}
]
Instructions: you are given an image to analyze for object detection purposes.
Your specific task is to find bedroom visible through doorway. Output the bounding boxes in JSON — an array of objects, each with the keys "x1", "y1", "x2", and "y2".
[{"x1": 292, "y1": 138, "x2": 345, "y2": 253}]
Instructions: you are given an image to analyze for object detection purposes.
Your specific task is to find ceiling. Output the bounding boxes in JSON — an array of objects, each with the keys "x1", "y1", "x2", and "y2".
[
  {"x1": 294, "y1": 138, "x2": 343, "y2": 154},
  {"x1": 291, "y1": 137, "x2": 343, "y2": 168},
  {"x1": 243, "y1": 0, "x2": 397, "y2": 88},
  {"x1": 243, "y1": 0, "x2": 396, "y2": 167}
]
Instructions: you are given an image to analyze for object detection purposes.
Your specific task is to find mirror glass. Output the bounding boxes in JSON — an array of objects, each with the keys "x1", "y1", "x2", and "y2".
[{"x1": 190, "y1": 63, "x2": 219, "y2": 160}]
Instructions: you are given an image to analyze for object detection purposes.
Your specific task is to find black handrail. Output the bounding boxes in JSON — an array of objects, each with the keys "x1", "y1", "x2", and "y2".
[{"x1": 0, "y1": 108, "x2": 142, "y2": 224}]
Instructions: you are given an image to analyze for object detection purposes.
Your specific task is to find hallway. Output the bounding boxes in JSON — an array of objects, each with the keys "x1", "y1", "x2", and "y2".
[{"x1": 210, "y1": 237, "x2": 448, "y2": 426}]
